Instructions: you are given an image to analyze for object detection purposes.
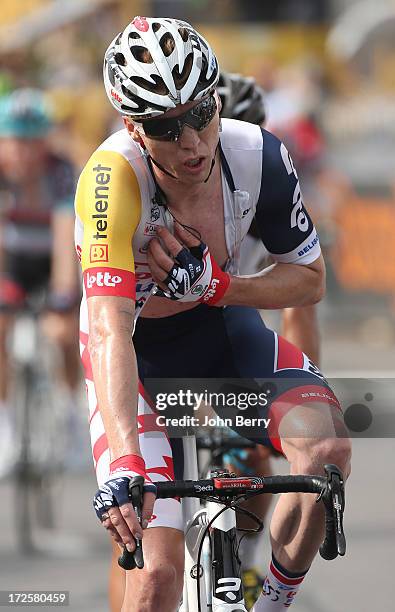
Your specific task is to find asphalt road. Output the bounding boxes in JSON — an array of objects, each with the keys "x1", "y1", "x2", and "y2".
[{"x1": 0, "y1": 334, "x2": 394, "y2": 612}]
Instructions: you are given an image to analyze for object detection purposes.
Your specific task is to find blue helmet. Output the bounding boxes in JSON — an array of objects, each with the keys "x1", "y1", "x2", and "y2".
[{"x1": 0, "y1": 88, "x2": 53, "y2": 138}]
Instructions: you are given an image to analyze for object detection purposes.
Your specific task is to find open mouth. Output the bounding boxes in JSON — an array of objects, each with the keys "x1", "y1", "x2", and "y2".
[{"x1": 184, "y1": 157, "x2": 205, "y2": 170}]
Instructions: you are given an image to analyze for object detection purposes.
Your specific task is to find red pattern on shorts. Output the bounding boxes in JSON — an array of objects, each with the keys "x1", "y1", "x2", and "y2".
[
  {"x1": 267, "y1": 384, "x2": 342, "y2": 453},
  {"x1": 276, "y1": 335, "x2": 304, "y2": 371}
]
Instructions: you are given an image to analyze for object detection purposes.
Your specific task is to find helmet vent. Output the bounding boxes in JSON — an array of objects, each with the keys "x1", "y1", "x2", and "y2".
[
  {"x1": 160, "y1": 33, "x2": 175, "y2": 57},
  {"x1": 131, "y1": 46, "x2": 153, "y2": 63},
  {"x1": 129, "y1": 32, "x2": 141, "y2": 40},
  {"x1": 114, "y1": 53, "x2": 126, "y2": 66},
  {"x1": 130, "y1": 75, "x2": 169, "y2": 95},
  {"x1": 172, "y1": 53, "x2": 193, "y2": 89},
  {"x1": 178, "y1": 27, "x2": 189, "y2": 42},
  {"x1": 152, "y1": 22, "x2": 161, "y2": 33}
]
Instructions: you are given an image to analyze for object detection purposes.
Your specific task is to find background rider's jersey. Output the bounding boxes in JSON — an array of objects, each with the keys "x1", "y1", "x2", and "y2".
[
  {"x1": 0, "y1": 154, "x2": 75, "y2": 255},
  {"x1": 74, "y1": 118, "x2": 321, "y2": 324}
]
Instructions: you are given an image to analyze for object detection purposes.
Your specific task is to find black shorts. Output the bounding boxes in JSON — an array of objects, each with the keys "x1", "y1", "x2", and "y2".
[{"x1": 134, "y1": 304, "x2": 341, "y2": 460}]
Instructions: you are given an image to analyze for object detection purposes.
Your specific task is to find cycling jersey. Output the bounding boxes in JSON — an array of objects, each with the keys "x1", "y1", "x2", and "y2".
[
  {"x1": 75, "y1": 119, "x2": 320, "y2": 323},
  {"x1": 75, "y1": 119, "x2": 329, "y2": 531}
]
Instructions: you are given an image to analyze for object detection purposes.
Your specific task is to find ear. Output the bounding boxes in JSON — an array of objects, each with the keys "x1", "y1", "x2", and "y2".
[{"x1": 123, "y1": 116, "x2": 145, "y2": 148}]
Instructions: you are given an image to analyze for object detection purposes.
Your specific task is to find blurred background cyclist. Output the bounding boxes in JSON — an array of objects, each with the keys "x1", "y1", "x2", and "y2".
[{"x1": 0, "y1": 88, "x2": 82, "y2": 476}]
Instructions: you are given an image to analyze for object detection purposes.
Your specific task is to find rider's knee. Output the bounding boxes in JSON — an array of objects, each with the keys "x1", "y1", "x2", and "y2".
[
  {"x1": 144, "y1": 561, "x2": 182, "y2": 592},
  {"x1": 298, "y1": 436, "x2": 352, "y2": 477},
  {"x1": 125, "y1": 556, "x2": 183, "y2": 607}
]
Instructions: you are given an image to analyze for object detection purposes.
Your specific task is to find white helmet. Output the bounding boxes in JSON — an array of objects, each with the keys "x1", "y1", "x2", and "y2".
[{"x1": 104, "y1": 16, "x2": 219, "y2": 119}]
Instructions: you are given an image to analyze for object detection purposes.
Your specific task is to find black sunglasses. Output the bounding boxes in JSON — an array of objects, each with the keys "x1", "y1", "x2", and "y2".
[{"x1": 140, "y1": 94, "x2": 217, "y2": 142}]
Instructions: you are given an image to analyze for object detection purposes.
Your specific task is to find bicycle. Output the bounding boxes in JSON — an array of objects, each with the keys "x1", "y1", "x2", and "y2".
[
  {"x1": 9, "y1": 291, "x2": 65, "y2": 553},
  {"x1": 117, "y1": 434, "x2": 346, "y2": 612},
  {"x1": 196, "y1": 429, "x2": 273, "y2": 610}
]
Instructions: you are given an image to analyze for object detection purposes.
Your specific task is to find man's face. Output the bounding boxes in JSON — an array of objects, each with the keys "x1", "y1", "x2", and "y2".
[
  {"x1": 126, "y1": 93, "x2": 221, "y2": 184},
  {"x1": 0, "y1": 137, "x2": 47, "y2": 183}
]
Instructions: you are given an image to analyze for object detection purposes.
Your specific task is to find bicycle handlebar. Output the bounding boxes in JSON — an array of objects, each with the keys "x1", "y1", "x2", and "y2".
[
  {"x1": 118, "y1": 464, "x2": 346, "y2": 570},
  {"x1": 154, "y1": 474, "x2": 325, "y2": 498}
]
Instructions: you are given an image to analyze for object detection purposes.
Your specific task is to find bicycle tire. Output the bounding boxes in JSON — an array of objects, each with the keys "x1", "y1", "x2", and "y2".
[{"x1": 13, "y1": 363, "x2": 36, "y2": 553}]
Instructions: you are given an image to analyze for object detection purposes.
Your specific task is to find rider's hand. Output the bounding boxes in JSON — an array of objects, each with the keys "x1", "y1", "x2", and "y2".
[
  {"x1": 93, "y1": 454, "x2": 156, "y2": 551},
  {"x1": 147, "y1": 223, "x2": 230, "y2": 305}
]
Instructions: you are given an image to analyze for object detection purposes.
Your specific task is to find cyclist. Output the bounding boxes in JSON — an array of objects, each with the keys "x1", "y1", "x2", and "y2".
[
  {"x1": 0, "y1": 88, "x2": 81, "y2": 475},
  {"x1": 77, "y1": 17, "x2": 351, "y2": 611}
]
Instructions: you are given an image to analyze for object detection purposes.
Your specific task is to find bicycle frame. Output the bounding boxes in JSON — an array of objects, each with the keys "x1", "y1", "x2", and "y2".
[{"x1": 180, "y1": 434, "x2": 247, "y2": 612}]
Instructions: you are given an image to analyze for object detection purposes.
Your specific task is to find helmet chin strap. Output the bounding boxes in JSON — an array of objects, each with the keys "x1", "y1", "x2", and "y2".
[
  {"x1": 148, "y1": 155, "x2": 178, "y2": 180},
  {"x1": 148, "y1": 142, "x2": 218, "y2": 184},
  {"x1": 204, "y1": 154, "x2": 217, "y2": 183}
]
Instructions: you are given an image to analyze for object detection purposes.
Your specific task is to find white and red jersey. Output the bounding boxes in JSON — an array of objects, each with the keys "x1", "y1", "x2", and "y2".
[{"x1": 74, "y1": 119, "x2": 321, "y2": 329}]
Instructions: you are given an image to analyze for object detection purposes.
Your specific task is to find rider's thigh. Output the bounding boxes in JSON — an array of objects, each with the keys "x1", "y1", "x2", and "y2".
[{"x1": 122, "y1": 527, "x2": 184, "y2": 612}]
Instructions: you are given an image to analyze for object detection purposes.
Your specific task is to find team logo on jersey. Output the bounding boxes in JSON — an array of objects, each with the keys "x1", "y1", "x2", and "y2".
[
  {"x1": 298, "y1": 235, "x2": 319, "y2": 257},
  {"x1": 90, "y1": 243, "x2": 109, "y2": 263},
  {"x1": 191, "y1": 284, "x2": 205, "y2": 295},
  {"x1": 150, "y1": 205, "x2": 160, "y2": 223},
  {"x1": 84, "y1": 267, "x2": 135, "y2": 299},
  {"x1": 86, "y1": 270, "x2": 121, "y2": 289},
  {"x1": 144, "y1": 223, "x2": 158, "y2": 236}
]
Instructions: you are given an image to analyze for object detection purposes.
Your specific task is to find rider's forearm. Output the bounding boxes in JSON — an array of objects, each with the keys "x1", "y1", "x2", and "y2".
[
  {"x1": 219, "y1": 257, "x2": 326, "y2": 310},
  {"x1": 88, "y1": 309, "x2": 140, "y2": 462}
]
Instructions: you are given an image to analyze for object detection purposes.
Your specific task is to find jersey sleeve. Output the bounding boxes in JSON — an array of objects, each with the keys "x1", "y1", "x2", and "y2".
[
  {"x1": 74, "y1": 149, "x2": 141, "y2": 299},
  {"x1": 254, "y1": 128, "x2": 321, "y2": 265}
]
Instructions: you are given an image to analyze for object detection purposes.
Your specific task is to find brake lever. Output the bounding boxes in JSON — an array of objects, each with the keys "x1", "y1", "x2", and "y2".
[
  {"x1": 318, "y1": 464, "x2": 346, "y2": 560},
  {"x1": 118, "y1": 475, "x2": 145, "y2": 570}
]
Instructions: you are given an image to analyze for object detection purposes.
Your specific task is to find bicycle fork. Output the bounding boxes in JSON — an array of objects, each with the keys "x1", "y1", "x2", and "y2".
[
  {"x1": 180, "y1": 436, "x2": 247, "y2": 611},
  {"x1": 182, "y1": 502, "x2": 247, "y2": 612},
  {"x1": 207, "y1": 502, "x2": 246, "y2": 612}
]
